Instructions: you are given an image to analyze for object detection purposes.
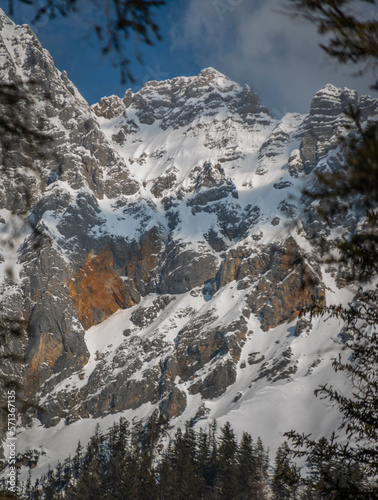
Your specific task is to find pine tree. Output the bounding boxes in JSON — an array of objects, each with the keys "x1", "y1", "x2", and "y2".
[
  {"x1": 284, "y1": 0, "x2": 378, "y2": 90},
  {"x1": 302, "y1": 434, "x2": 366, "y2": 499},
  {"x1": 72, "y1": 440, "x2": 84, "y2": 479},
  {"x1": 131, "y1": 414, "x2": 168, "y2": 500},
  {"x1": 32, "y1": 477, "x2": 41, "y2": 500},
  {"x1": 63, "y1": 455, "x2": 72, "y2": 491},
  {"x1": 42, "y1": 466, "x2": 56, "y2": 500},
  {"x1": 179, "y1": 424, "x2": 199, "y2": 498},
  {"x1": 25, "y1": 468, "x2": 32, "y2": 499},
  {"x1": 236, "y1": 431, "x2": 256, "y2": 498},
  {"x1": 281, "y1": 3, "x2": 378, "y2": 495},
  {"x1": 217, "y1": 422, "x2": 239, "y2": 499},
  {"x1": 157, "y1": 438, "x2": 175, "y2": 499},
  {"x1": 6, "y1": 0, "x2": 166, "y2": 85},
  {"x1": 208, "y1": 419, "x2": 219, "y2": 493},
  {"x1": 134, "y1": 450, "x2": 157, "y2": 500},
  {"x1": 286, "y1": 292, "x2": 378, "y2": 494},
  {"x1": 117, "y1": 420, "x2": 144, "y2": 499},
  {"x1": 196, "y1": 427, "x2": 217, "y2": 497},
  {"x1": 86, "y1": 423, "x2": 107, "y2": 494},
  {"x1": 253, "y1": 437, "x2": 270, "y2": 500},
  {"x1": 316, "y1": 295, "x2": 378, "y2": 476},
  {"x1": 272, "y1": 442, "x2": 300, "y2": 500},
  {"x1": 105, "y1": 421, "x2": 122, "y2": 498},
  {"x1": 165, "y1": 425, "x2": 198, "y2": 499}
]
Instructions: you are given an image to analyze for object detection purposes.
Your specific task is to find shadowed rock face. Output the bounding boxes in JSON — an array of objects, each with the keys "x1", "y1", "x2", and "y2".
[
  {"x1": 299, "y1": 85, "x2": 360, "y2": 175},
  {"x1": 216, "y1": 237, "x2": 325, "y2": 331},
  {"x1": 0, "y1": 12, "x2": 377, "y2": 439},
  {"x1": 156, "y1": 241, "x2": 219, "y2": 295},
  {"x1": 68, "y1": 225, "x2": 165, "y2": 329}
]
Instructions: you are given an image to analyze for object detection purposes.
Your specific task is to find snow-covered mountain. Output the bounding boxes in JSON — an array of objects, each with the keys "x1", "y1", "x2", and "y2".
[{"x1": 0, "y1": 10, "x2": 377, "y2": 479}]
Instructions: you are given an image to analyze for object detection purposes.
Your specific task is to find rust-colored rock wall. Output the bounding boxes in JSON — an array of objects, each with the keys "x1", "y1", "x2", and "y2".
[
  {"x1": 216, "y1": 238, "x2": 325, "y2": 331},
  {"x1": 69, "y1": 248, "x2": 132, "y2": 330},
  {"x1": 68, "y1": 228, "x2": 163, "y2": 331}
]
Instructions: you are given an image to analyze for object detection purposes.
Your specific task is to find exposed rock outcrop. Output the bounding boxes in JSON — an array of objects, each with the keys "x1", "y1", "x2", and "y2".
[
  {"x1": 69, "y1": 248, "x2": 129, "y2": 329},
  {"x1": 0, "y1": 11, "x2": 376, "y2": 459},
  {"x1": 216, "y1": 238, "x2": 324, "y2": 330}
]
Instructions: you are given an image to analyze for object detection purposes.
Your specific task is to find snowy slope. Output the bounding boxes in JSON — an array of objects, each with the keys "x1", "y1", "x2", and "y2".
[
  {"x1": 0, "y1": 12, "x2": 377, "y2": 484},
  {"x1": 15, "y1": 284, "x2": 355, "y2": 482}
]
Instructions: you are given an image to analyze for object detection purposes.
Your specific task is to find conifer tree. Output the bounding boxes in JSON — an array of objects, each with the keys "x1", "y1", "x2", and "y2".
[
  {"x1": 77, "y1": 461, "x2": 103, "y2": 499},
  {"x1": 272, "y1": 441, "x2": 300, "y2": 500},
  {"x1": 105, "y1": 419, "x2": 129, "y2": 498},
  {"x1": 24, "y1": 468, "x2": 32, "y2": 499},
  {"x1": 253, "y1": 437, "x2": 270, "y2": 500},
  {"x1": 157, "y1": 438, "x2": 176, "y2": 499},
  {"x1": 236, "y1": 431, "x2": 256, "y2": 498},
  {"x1": 302, "y1": 434, "x2": 366, "y2": 499},
  {"x1": 284, "y1": 0, "x2": 378, "y2": 90},
  {"x1": 217, "y1": 421, "x2": 239, "y2": 499},
  {"x1": 72, "y1": 440, "x2": 83, "y2": 479},
  {"x1": 167, "y1": 426, "x2": 198, "y2": 499},
  {"x1": 196, "y1": 427, "x2": 217, "y2": 497},
  {"x1": 32, "y1": 477, "x2": 41, "y2": 500},
  {"x1": 63, "y1": 455, "x2": 72, "y2": 490},
  {"x1": 42, "y1": 466, "x2": 56, "y2": 500},
  {"x1": 282, "y1": 2, "x2": 378, "y2": 496},
  {"x1": 286, "y1": 244, "x2": 378, "y2": 493}
]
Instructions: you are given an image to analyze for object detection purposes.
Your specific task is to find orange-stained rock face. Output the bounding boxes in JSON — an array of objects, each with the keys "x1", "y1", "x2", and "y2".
[
  {"x1": 29, "y1": 331, "x2": 63, "y2": 373},
  {"x1": 27, "y1": 330, "x2": 89, "y2": 390},
  {"x1": 217, "y1": 237, "x2": 325, "y2": 331},
  {"x1": 69, "y1": 247, "x2": 134, "y2": 330}
]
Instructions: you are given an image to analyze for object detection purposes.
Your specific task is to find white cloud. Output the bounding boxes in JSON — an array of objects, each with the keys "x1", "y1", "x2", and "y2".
[{"x1": 171, "y1": 0, "x2": 375, "y2": 113}]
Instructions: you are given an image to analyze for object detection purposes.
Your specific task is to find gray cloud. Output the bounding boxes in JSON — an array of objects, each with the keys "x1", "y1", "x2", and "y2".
[{"x1": 171, "y1": 0, "x2": 375, "y2": 113}]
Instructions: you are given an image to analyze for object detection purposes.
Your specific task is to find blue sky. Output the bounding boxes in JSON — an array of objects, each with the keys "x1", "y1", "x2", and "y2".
[{"x1": 8, "y1": 0, "x2": 377, "y2": 114}]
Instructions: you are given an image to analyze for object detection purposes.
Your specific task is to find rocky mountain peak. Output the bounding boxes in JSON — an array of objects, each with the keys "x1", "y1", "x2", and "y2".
[
  {"x1": 0, "y1": 8, "x2": 13, "y2": 25},
  {"x1": 309, "y1": 83, "x2": 359, "y2": 117},
  {"x1": 198, "y1": 66, "x2": 230, "y2": 80},
  {"x1": 93, "y1": 66, "x2": 270, "y2": 129},
  {"x1": 294, "y1": 82, "x2": 370, "y2": 176},
  {"x1": 185, "y1": 67, "x2": 238, "y2": 95},
  {"x1": 141, "y1": 66, "x2": 235, "y2": 94},
  {"x1": 0, "y1": 11, "x2": 377, "y2": 479}
]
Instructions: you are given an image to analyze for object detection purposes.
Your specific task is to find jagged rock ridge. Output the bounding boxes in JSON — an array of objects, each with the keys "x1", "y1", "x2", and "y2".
[{"x1": 0, "y1": 10, "x2": 377, "y2": 474}]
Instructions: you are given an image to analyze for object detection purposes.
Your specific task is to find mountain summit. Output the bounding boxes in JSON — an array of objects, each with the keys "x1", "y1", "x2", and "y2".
[{"x1": 0, "y1": 11, "x2": 377, "y2": 478}]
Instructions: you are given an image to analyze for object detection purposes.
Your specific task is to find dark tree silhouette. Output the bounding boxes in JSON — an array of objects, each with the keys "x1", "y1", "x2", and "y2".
[
  {"x1": 26, "y1": 418, "x2": 273, "y2": 499},
  {"x1": 7, "y1": 0, "x2": 166, "y2": 84},
  {"x1": 284, "y1": 0, "x2": 378, "y2": 89},
  {"x1": 282, "y1": 1, "x2": 378, "y2": 497}
]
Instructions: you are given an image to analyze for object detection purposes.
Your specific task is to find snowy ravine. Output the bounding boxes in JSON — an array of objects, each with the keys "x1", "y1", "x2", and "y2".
[{"x1": 0, "y1": 9, "x2": 377, "y2": 482}]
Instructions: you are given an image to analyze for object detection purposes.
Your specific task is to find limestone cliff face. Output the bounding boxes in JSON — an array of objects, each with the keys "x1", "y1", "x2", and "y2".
[
  {"x1": 68, "y1": 226, "x2": 165, "y2": 330},
  {"x1": 217, "y1": 237, "x2": 325, "y2": 331},
  {"x1": 0, "y1": 9, "x2": 141, "y2": 410},
  {"x1": 0, "y1": 11, "x2": 377, "y2": 447},
  {"x1": 69, "y1": 248, "x2": 130, "y2": 329}
]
